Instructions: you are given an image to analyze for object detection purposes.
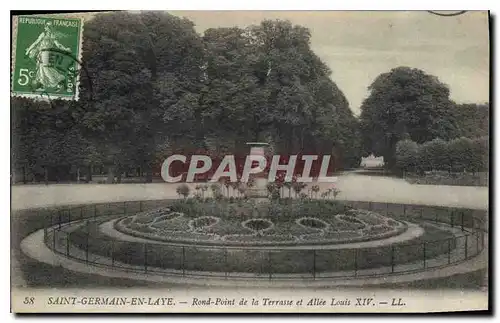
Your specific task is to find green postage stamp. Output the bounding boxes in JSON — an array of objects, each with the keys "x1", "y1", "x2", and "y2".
[{"x1": 11, "y1": 15, "x2": 84, "y2": 100}]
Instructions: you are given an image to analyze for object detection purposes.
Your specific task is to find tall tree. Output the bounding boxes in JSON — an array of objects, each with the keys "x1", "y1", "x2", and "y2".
[
  {"x1": 201, "y1": 19, "x2": 363, "y2": 168},
  {"x1": 78, "y1": 11, "x2": 204, "y2": 182},
  {"x1": 360, "y1": 66, "x2": 457, "y2": 168},
  {"x1": 308, "y1": 77, "x2": 362, "y2": 168},
  {"x1": 200, "y1": 27, "x2": 271, "y2": 154},
  {"x1": 245, "y1": 20, "x2": 319, "y2": 153}
]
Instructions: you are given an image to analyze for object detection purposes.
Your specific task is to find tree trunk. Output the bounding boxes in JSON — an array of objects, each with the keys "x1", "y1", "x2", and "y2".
[
  {"x1": 384, "y1": 152, "x2": 397, "y2": 170},
  {"x1": 44, "y1": 167, "x2": 49, "y2": 185},
  {"x1": 86, "y1": 165, "x2": 92, "y2": 183},
  {"x1": 106, "y1": 166, "x2": 115, "y2": 184},
  {"x1": 144, "y1": 165, "x2": 153, "y2": 183},
  {"x1": 288, "y1": 127, "x2": 294, "y2": 154},
  {"x1": 22, "y1": 166, "x2": 27, "y2": 184},
  {"x1": 116, "y1": 169, "x2": 122, "y2": 184},
  {"x1": 300, "y1": 128, "x2": 305, "y2": 151}
]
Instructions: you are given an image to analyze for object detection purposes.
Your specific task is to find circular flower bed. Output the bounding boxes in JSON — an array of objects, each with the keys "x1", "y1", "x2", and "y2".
[
  {"x1": 242, "y1": 218, "x2": 274, "y2": 234},
  {"x1": 114, "y1": 200, "x2": 409, "y2": 246},
  {"x1": 296, "y1": 217, "x2": 329, "y2": 230},
  {"x1": 188, "y1": 216, "x2": 220, "y2": 231}
]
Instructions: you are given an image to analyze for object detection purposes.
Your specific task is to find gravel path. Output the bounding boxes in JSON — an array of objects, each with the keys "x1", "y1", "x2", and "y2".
[
  {"x1": 11, "y1": 172, "x2": 488, "y2": 210},
  {"x1": 20, "y1": 225, "x2": 487, "y2": 288}
]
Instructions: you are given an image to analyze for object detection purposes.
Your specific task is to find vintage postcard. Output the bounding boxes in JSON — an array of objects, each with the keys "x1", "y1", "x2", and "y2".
[{"x1": 10, "y1": 10, "x2": 490, "y2": 313}]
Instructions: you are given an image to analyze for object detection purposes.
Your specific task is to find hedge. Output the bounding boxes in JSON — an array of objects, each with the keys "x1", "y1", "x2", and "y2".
[{"x1": 396, "y1": 136, "x2": 488, "y2": 174}]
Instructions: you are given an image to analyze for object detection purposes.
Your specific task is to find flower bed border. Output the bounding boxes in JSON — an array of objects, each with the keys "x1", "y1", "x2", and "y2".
[{"x1": 188, "y1": 216, "x2": 221, "y2": 231}]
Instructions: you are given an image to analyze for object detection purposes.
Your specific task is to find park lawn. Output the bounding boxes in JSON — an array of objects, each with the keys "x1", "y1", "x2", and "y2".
[{"x1": 405, "y1": 171, "x2": 488, "y2": 187}]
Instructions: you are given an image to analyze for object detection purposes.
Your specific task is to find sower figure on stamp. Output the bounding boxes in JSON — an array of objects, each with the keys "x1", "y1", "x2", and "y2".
[{"x1": 25, "y1": 22, "x2": 71, "y2": 92}]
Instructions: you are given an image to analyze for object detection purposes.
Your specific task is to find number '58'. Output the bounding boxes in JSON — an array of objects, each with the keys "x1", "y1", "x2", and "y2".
[
  {"x1": 23, "y1": 297, "x2": 35, "y2": 305},
  {"x1": 17, "y1": 69, "x2": 35, "y2": 86}
]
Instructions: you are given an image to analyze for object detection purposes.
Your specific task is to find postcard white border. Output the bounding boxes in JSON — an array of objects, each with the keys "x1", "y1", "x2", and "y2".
[{"x1": 3, "y1": 1, "x2": 495, "y2": 322}]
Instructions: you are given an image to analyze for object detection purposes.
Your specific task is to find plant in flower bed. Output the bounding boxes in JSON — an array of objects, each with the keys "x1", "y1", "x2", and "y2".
[
  {"x1": 149, "y1": 215, "x2": 190, "y2": 231},
  {"x1": 298, "y1": 232, "x2": 325, "y2": 241},
  {"x1": 176, "y1": 184, "x2": 191, "y2": 199},
  {"x1": 203, "y1": 219, "x2": 253, "y2": 236},
  {"x1": 296, "y1": 217, "x2": 329, "y2": 230},
  {"x1": 242, "y1": 218, "x2": 274, "y2": 234},
  {"x1": 387, "y1": 219, "x2": 402, "y2": 227},
  {"x1": 153, "y1": 212, "x2": 183, "y2": 222},
  {"x1": 347, "y1": 210, "x2": 385, "y2": 226},
  {"x1": 120, "y1": 217, "x2": 132, "y2": 225},
  {"x1": 337, "y1": 214, "x2": 364, "y2": 225},
  {"x1": 330, "y1": 221, "x2": 363, "y2": 232},
  {"x1": 126, "y1": 222, "x2": 156, "y2": 234},
  {"x1": 223, "y1": 234, "x2": 294, "y2": 242},
  {"x1": 158, "y1": 230, "x2": 221, "y2": 241},
  {"x1": 313, "y1": 230, "x2": 361, "y2": 241},
  {"x1": 335, "y1": 214, "x2": 366, "y2": 230},
  {"x1": 188, "y1": 216, "x2": 220, "y2": 231},
  {"x1": 266, "y1": 222, "x2": 319, "y2": 236},
  {"x1": 321, "y1": 186, "x2": 341, "y2": 199},
  {"x1": 133, "y1": 208, "x2": 170, "y2": 224},
  {"x1": 362, "y1": 225, "x2": 392, "y2": 236},
  {"x1": 266, "y1": 182, "x2": 281, "y2": 200}
]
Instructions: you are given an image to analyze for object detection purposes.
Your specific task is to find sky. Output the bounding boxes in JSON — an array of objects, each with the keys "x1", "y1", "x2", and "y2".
[{"x1": 171, "y1": 11, "x2": 490, "y2": 115}]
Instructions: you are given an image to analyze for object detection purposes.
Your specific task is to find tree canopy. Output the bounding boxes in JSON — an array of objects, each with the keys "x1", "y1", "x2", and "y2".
[
  {"x1": 12, "y1": 12, "x2": 363, "y2": 183},
  {"x1": 359, "y1": 66, "x2": 459, "y2": 167},
  {"x1": 200, "y1": 19, "x2": 362, "y2": 169},
  {"x1": 450, "y1": 103, "x2": 489, "y2": 139}
]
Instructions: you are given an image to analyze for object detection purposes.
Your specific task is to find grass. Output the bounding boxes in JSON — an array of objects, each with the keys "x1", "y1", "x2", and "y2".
[
  {"x1": 405, "y1": 171, "x2": 488, "y2": 187},
  {"x1": 372, "y1": 269, "x2": 487, "y2": 290}
]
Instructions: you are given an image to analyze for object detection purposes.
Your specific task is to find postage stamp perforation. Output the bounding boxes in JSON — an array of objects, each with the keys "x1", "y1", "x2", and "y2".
[{"x1": 11, "y1": 16, "x2": 20, "y2": 100}]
